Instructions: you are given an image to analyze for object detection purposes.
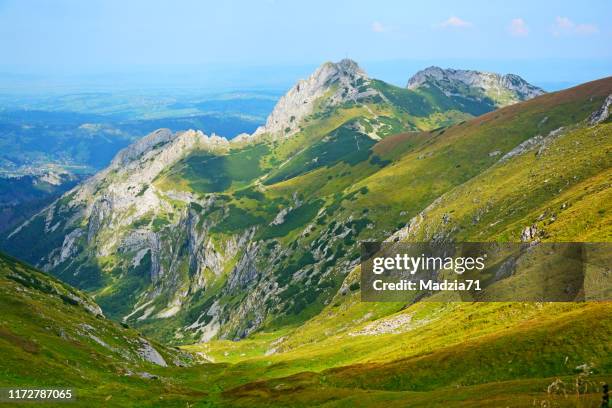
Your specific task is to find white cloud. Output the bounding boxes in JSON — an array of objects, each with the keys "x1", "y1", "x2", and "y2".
[
  {"x1": 371, "y1": 21, "x2": 388, "y2": 33},
  {"x1": 552, "y1": 16, "x2": 598, "y2": 36},
  {"x1": 437, "y1": 16, "x2": 473, "y2": 29},
  {"x1": 508, "y1": 18, "x2": 529, "y2": 37}
]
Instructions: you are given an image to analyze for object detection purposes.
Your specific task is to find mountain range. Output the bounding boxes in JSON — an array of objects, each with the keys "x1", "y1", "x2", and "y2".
[
  {"x1": 1, "y1": 60, "x2": 610, "y2": 406},
  {"x1": 2, "y1": 60, "x2": 552, "y2": 342}
]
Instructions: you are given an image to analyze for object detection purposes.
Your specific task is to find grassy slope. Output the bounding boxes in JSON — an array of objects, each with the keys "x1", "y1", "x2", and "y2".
[
  {"x1": 2, "y1": 254, "x2": 609, "y2": 407},
  {"x1": 0, "y1": 253, "x2": 202, "y2": 407},
  {"x1": 400, "y1": 123, "x2": 611, "y2": 243},
  {"x1": 260, "y1": 78, "x2": 610, "y2": 247},
  {"x1": 338, "y1": 77, "x2": 610, "y2": 235}
]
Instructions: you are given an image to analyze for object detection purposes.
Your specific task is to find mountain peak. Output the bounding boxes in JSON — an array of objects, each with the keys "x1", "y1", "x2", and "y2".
[
  {"x1": 252, "y1": 59, "x2": 375, "y2": 138},
  {"x1": 322, "y1": 58, "x2": 366, "y2": 78},
  {"x1": 407, "y1": 66, "x2": 545, "y2": 106}
]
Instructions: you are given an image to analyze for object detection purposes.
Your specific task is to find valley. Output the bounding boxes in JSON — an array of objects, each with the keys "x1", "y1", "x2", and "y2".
[{"x1": 0, "y1": 60, "x2": 610, "y2": 407}]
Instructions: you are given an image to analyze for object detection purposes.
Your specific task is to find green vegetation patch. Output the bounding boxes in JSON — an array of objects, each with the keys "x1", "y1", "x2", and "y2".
[
  {"x1": 96, "y1": 251, "x2": 152, "y2": 319},
  {"x1": 211, "y1": 204, "x2": 266, "y2": 234},
  {"x1": 258, "y1": 199, "x2": 324, "y2": 240},
  {"x1": 370, "y1": 79, "x2": 435, "y2": 117},
  {"x1": 264, "y1": 125, "x2": 375, "y2": 185},
  {"x1": 161, "y1": 143, "x2": 269, "y2": 193}
]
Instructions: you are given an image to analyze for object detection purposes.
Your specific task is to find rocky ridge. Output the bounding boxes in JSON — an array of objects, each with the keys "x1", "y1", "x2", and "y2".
[{"x1": 407, "y1": 66, "x2": 545, "y2": 107}]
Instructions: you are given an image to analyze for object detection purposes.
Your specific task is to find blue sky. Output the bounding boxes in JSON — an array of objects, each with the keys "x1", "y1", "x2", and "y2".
[{"x1": 0, "y1": 0, "x2": 610, "y2": 91}]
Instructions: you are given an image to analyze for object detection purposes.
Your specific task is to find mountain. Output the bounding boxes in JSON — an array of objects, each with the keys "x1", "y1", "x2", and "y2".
[
  {"x1": 250, "y1": 59, "x2": 547, "y2": 141},
  {"x1": 0, "y1": 92, "x2": 277, "y2": 234},
  {"x1": 0, "y1": 91, "x2": 275, "y2": 176},
  {"x1": 199, "y1": 78, "x2": 611, "y2": 406},
  {"x1": 0, "y1": 64, "x2": 611, "y2": 406},
  {"x1": 407, "y1": 66, "x2": 545, "y2": 114},
  {"x1": 1, "y1": 63, "x2": 607, "y2": 348},
  {"x1": 0, "y1": 60, "x2": 526, "y2": 343}
]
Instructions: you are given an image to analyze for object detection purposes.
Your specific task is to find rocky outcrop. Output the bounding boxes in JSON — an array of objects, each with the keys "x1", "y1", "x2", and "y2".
[
  {"x1": 521, "y1": 225, "x2": 539, "y2": 242},
  {"x1": 499, "y1": 127, "x2": 564, "y2": 162},
  {"x1": 407, "y1": 66, "x2": 545, "y2": 107},
  {"x1": 227, "y1": 240, "x2": 260, "y2": 290},
  {"x1": 137, "y1": 337, "x2": 167, "y2": 366},
  {"x1": 56, "y1": 228, "x2": 84, "y2": 267},
  {"x1": 110, "y1": 128, "x2": 174, "y2": 167},
  {"x1": 589, "y1": 94, "x2": 612, "y2": 125},
  {"x1": 87, "y1": 198, "x2": 113, "y2": 243}
]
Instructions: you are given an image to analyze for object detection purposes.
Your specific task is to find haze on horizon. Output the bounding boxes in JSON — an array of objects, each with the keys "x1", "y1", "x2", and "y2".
[{"x1": 0, "y1": 0, "x2": 611, "y2": 92}]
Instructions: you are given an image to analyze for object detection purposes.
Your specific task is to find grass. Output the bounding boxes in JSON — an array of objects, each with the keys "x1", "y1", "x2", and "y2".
[
  {"x1": 264, "y1": 124, "x2": 375, "y2": 185},
  {"x1": 0, "y1": 253, "x2": 198, "y2": 407},
  {"x1": 179, "y1": 301, "x2": 611, "y2": 407},
  {"x1": 402, "y1": 122, "x2": 612, "y2": 242},
  {"x1": 258, "y1": 199, "x2": 324, "y2": 240},
  {"x1": 156, "y1": 143, "x2": 270, "y2": 193},
  {"x1": 2, "y1": 260, "x2": 610, "y2": 407}
]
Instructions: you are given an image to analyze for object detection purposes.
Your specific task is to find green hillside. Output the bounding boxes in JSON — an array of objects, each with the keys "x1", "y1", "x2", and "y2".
[
  {"x1": 185, "y1": 79, "x2": 612, "y2": 404},
  {"x1": 1, "y1": 252, "x2": 609, "y2": 407},
  {"x1": 0, "y1": 70, "x2": 610, "y2": 406},
  {"x1": 0, "y1": 253, "x2": 198, "y2": 407}
]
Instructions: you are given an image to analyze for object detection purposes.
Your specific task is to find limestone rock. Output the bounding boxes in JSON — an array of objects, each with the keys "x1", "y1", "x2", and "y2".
[{"x1": 589, "y1": 94, "x2": 612, "y2": 125}]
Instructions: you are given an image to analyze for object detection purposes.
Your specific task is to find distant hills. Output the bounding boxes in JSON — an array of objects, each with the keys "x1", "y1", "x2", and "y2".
[{"x1": 0, "y1": 171, "x2": 83, "y2": 233}]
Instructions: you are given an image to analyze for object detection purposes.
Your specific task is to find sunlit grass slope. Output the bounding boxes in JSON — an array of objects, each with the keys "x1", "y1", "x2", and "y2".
[{"x1": 0, "y1": 253, "x2": 200, "y2": 407}]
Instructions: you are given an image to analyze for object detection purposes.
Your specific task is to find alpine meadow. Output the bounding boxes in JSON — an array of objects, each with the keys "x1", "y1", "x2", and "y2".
[{"x1": 0, "y1": 1, "x2": 610, "y2": 407}]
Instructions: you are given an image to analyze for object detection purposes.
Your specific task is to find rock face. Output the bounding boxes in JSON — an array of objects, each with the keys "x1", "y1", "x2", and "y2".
[
  {"x1": 137, "y1": 337, "x2": 167, "y2": 366},
  {"x1": 407, "y1": 66, "x2": 545, "y2": 107},
  {"x1": 521, "y1": 225, "x2": 539, "y2": 242},
  {"x1": 252, "y1": 59, "x2": 380, "y2": 138},
  {"x1": 589, "y1": 94, "x2": 612, "y2": 125}
]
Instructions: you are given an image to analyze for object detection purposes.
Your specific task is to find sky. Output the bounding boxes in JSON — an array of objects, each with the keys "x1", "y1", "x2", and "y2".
[{"x1": 0, "y1": 0, "x2": 611, "y2": 92}]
